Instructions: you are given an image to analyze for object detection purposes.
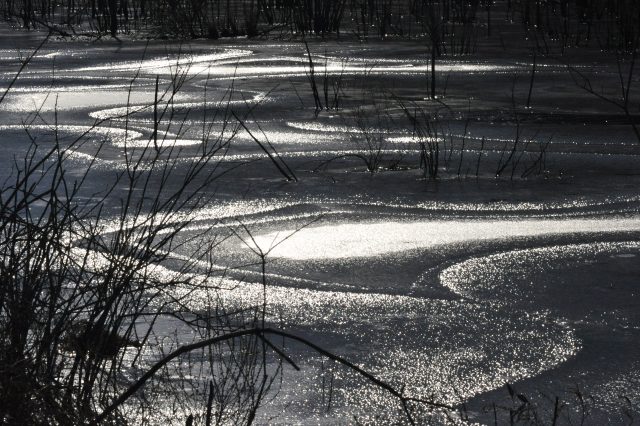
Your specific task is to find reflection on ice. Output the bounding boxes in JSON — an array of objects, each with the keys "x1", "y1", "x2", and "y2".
[
  {"x1": 73, "y1": 49, "x2": 253, "y2": 73},
  {"x1": 0, "y1": 124, "x2": 143, "y2": 144},
  {"x1": 286, "y1": 121, "x2": 388, "y2": 134},
  {"x1": 165, "y1": 271, "x2": 578, "y2": 407},
  {"x1": 439, "y1": 241, "x2": 640, "y2": 301},
  {"x1": 0, "y1": 123, "x2": 205, "y2": 149},
  {"x1": 67, "y1": 49, "x2": 512, "y2": 78},
  {"x1": 246, "y1": 217, "x2": 640, "y2": 260},
  {"x1": 89, "y1": 92, "x2": 266, "y2": 120},
  {"x1": 176, "y1": 61, "x2": 510, "y2": 79},
  {"x1": 0, "y1": 90, "x2": 177, "y2": 112}
]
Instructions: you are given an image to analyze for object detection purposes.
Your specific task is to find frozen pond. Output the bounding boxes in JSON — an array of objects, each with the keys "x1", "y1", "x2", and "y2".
[{"x1": 1, "y1": 28, "x2": 640, "y2": 424}]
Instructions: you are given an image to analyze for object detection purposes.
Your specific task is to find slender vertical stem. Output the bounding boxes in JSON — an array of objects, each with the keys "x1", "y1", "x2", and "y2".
[
  {"x1": 153, "y1": 75, "x2": 159, "y2": 151},
  {"x1": 526, "y1": 52, "x2": 537, "y2": 108},
  {"x1": 431, "y1": 40, "x2": 436, "y2": 99}
]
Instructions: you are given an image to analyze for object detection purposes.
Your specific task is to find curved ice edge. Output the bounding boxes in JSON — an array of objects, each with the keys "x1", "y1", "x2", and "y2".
[{"x1": 439, "y1": 240, "x2": 640, "y2": 299}]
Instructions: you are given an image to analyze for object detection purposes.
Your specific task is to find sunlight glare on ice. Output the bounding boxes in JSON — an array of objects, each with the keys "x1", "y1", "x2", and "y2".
[{"x1": 246, "y1": 217, "x2": 640, "y2": 260}]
